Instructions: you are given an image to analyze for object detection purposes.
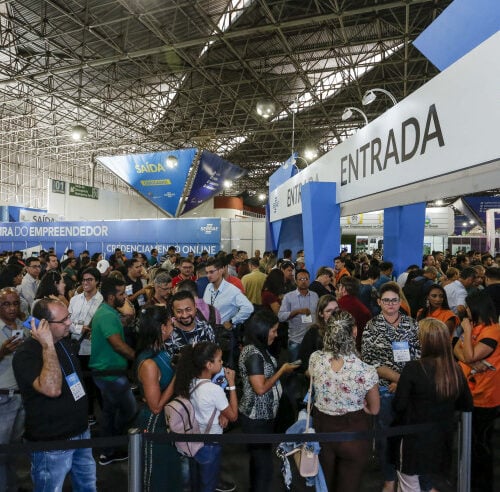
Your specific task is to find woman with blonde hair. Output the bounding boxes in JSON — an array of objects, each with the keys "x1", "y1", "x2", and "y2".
[
  {"x1": 309, "y1": 311, "x2": 379, "y2": 492},
  {"x1": 393, "y1": 318, "x2": 472, "y2": 491}
]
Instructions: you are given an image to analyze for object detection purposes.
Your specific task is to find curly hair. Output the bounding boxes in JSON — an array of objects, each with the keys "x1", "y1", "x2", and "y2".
[
  {"x1": 173, "y1": 341, "x2": 221, "y2": 398},
  {"x1": 322, "y1": 311, "x2": 357, "y2": 358}
]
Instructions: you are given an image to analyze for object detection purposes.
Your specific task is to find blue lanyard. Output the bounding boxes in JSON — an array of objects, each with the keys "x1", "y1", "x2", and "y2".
[{"x1": 57, "y1": 341, "x2": 76, "y2": 377}]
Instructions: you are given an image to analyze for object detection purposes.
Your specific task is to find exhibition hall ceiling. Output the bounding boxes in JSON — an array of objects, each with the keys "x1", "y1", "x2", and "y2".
[{"x1": 0, "y1": 0, "x2": 461, "y2": 202}]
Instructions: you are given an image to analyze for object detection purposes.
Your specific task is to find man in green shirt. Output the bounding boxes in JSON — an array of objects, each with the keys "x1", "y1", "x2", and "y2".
[{"x1": 90, "y1": 277, "x2": 136, "y2": 466}]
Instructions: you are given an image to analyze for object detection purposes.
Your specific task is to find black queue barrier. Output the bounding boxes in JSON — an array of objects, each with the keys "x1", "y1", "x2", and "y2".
[{"x1": 0, "y1": 413, "x2": 472, "y2": 492}]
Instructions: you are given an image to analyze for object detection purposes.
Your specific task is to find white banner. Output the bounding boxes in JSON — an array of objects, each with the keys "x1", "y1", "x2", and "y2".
[
  {"x1": 270, "y1": 32, "x2": 500, "y2": 222},
  {"x1": 339, "y1": 207, "x2": 453, "y2": 236}
]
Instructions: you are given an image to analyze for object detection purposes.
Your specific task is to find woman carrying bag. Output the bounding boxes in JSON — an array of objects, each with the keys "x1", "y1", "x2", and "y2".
[
  {"x1": 239, "y1": 310, "x2": 298, "y2": 492},
  {"x1": 309, "y1": 311, "x2": 379, "y2": 492}
]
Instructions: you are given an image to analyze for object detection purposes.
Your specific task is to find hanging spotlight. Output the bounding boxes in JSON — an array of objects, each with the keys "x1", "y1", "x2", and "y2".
[
  {"x1": 362, "y1": 88, "x2": 397, "y2": 106},
  {"x1": 256, "y1": 100, "x2": 276, "y2": 119},
  {"x1": 258, "y1": 193, "x2": 266, "y2": 201},
  {"x1": 341, "y1": 107, "x2": 368, "y2": 126},
  {"x1": 71, "y1": 124, "x2": 88, "y2": 141},
  {"x1": 223, "y1": 180, "x2": 233, "y2": 189}
]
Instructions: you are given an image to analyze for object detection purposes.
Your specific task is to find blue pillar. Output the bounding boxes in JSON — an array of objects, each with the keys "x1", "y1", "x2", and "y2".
[
  {"x1": 301, "y1": 182, "x2": 340, "y2": 277},
  {"x1": 383, "y1": 202, "x2": 426, "y2": 278}
]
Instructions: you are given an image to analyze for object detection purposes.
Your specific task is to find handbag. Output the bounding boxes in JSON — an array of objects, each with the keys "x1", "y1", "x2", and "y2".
[{"x1": 287, "y1": 375, "x2": 319, "y2": 478}]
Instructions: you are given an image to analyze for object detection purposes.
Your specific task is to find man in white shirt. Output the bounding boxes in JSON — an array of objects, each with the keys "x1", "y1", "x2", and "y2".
[
  {"x1": 444, "y1": 267, "x2": 477, "y2": 319},
  {"x1": 18, "y1": 257, "x2": 41, "y2": 311},
  {"x1": 203, "y1": 258, "x2": 253, "y2": 368},
  {"x1": 68, "y1": 267, "x2": 103, "y2": 425},
  {"x1": 0, "y1": 288, "x2": 25, "y2": 491}
]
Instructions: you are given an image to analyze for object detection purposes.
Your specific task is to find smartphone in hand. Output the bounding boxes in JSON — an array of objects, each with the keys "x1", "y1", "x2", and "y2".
[{"x1": 23, "y1": 316, "x2": 40, "y2": 330}]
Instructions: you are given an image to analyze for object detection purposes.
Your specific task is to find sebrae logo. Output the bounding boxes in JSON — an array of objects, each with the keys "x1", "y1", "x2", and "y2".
[
  {"x1": 201, "y1": 223, "x2": 219, "y2": 235},
  {"x1": 272, "y1": 194, "x2": 279, "y2": 214}
]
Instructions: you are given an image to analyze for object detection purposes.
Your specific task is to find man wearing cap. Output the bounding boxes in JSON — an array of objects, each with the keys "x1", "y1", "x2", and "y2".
[
  {"x1": 96, "y1": 258, "x2": 112, "y2": 277},
  {"x1": 0, "y1": 288, "x2": 26, "y2": 491}
]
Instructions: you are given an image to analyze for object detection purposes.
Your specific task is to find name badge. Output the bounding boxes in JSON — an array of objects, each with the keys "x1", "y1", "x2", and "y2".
[
  {"x1": 66, "y1": 373, "x2": 86, "y2": 401},
  {"x1": 392, "y1": 341, "x2": 410, "y2": 362},
  {"x1": 125, "y1": 284, "x2": 133, "y2": 296},
  {"x1": 73, "y1": 323, "x2": 83, "y2": 335},
  {"x1": 137, "y1": 294, "x2": 146, "y2": 306},
  {"x1": 301, "y1": 314, "x2": 312, "y2": 324}
]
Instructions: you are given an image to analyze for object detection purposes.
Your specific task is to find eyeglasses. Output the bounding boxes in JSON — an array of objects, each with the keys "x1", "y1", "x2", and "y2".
[
  {"x1": 380, "y1": 298, "x2": 400, "y2": 305},
  {"x1": 81, "y1": 277, "x2": 96, "y2": 283},
  {"x1": 49, "y1": 314, "x2": 71, "y2": 324},
  {"x1": 29, "y1": 264, "x2": 41, "y2": 269},
  {"x1": 296, "y1": 277, "x2": 309, "y2": 282},
  {"x1": 205, "y1": 269, "x2": 219, "y2": 275}
]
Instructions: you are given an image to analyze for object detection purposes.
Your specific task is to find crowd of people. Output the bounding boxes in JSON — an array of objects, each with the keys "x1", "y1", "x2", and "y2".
[{"x1": 0, "y1": 245, "x2": 498, "y2": 492}]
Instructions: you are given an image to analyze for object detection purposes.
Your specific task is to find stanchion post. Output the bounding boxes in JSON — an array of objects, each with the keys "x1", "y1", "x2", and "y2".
[
  {"x1": 458, "y1": 411, "x2": 471, "y2": 492},
  {"x1": 128, "y1": 428, "x2": 143, "y2": 492}
]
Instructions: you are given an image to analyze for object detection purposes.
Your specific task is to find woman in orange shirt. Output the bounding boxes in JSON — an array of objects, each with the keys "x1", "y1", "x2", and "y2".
[
  {"x1": 454, "y1": 291, "x2": 500, "y2": 492},
  {"x1": 416, "y1": 284, "x2": 459, "y2": 336}
]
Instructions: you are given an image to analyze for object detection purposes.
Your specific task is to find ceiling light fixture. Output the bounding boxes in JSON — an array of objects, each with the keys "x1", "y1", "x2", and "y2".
[
  {"x1": 71, "y1": 124, "x2": 88, "y2": 141},
  {"x1": 223, "y1": 180, "x2": 233, "y2": 189},
  {"x1": 362, "y1": 88, "x2": 397, "y2": 106},
  {"x1": 166, "y1": 155, "x2": 178, "y2": 168},
  {"x1": 256, "y1": 100, "x2": 276, "y2": 119},
  {"x1": 341, "y1": 107, "x2": 368, "y2": 126},
  {"x1": 304, "y1": 148, "x2": 318, "y2": 161}
]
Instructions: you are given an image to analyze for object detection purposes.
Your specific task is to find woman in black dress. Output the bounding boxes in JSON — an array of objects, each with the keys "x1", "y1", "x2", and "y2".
[{"x1": 392, "y1": 318, "x2": 473, "y2": 491}]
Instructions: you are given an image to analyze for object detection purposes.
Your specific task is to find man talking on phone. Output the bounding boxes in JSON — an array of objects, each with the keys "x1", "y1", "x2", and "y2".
[
  {"x1": 0, "y1": 287, "x2": 25, "y2": 491},
  {"x1": 13, "y1": 298, "x2": 96, "y2": 491}
]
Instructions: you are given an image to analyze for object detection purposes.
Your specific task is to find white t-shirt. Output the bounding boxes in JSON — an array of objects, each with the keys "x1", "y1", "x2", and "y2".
[{"x1": 190, "y1": 378, "x2": 229, "y2": 434}]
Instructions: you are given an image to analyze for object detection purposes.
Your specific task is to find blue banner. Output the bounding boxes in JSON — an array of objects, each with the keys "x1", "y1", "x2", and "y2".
[
  {"x1": 182, "y1": 150, "x2": 246, "y2": 214},
  {"x1": 97, "y1": 149, "x2": 198, "y2": 217},
  {"x1": 0, "y1": 218, "x2": 221, "y2": 257},
  {"x1": 414, "y1": 0, "x2": 500, "y2": 71},
  {"x1": 462, "y1": 196, "x2": 500, "y2": 229}
]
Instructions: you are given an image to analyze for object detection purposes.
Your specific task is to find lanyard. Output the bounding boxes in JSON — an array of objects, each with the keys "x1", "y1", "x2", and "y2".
[
  {"x1": 210, "y1": 289, "x2": 219, "y2": 306},
  {"x1": 74, "y1": 294, "x2": 98, "y2": 323},
  {"x1": 57, "y1": 341, "x2": 77, "y2": 377}
]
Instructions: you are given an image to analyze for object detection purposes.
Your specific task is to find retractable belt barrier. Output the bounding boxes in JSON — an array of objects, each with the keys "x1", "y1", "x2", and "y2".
[{"x1": 0, "y1": 421, "x2": 443, "y2": 454}]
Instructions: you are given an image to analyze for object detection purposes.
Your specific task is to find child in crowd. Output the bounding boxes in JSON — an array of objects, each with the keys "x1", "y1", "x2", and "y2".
[{"x1": 174, "y1": 342, "x2": 238, "y2": 492}]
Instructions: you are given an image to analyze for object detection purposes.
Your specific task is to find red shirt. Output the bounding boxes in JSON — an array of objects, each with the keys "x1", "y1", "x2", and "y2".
[
  {"x1": 226, "y1": 275, "x2": 245, "y2": 294},
  {"x1": 171, "y1": 274, "x2": 197, "y2": 288},
  {"x1": 337, "y1": 294, "x2": 372, "y2": 351}
]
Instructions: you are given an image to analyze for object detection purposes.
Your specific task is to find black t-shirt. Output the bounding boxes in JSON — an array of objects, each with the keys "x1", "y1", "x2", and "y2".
[
  {"x1": 13, "y1": 337, "x2": 88, "y2": 441},
  {"x1": 125, "y1": 275, "x2": 145, "y2": 312}
]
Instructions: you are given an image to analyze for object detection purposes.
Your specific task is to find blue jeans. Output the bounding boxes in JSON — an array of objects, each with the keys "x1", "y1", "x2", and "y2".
[
  {"x1": 93, "y1": 376, "x2": 137, "y2": 454},
  {"x1": 287, "y1": 340, "x2": 300, "y2": 362},
  {"x1": 191, "y1": 444, "x2": 222, "y2": 492},
  {"x1": 0, "y1": 394, "x2": 24, "y2": 491},
  {"x1": 31, "y1": 429, "x2": 96, "y2": 492},
  {"x1": 376, "y1": 386, "x2": 396, "y2": 482}
]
